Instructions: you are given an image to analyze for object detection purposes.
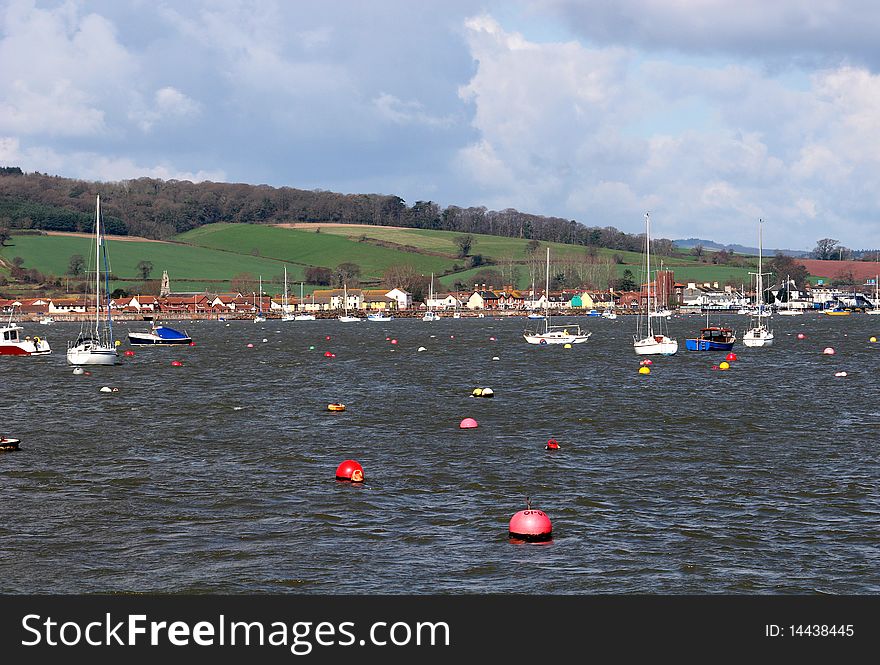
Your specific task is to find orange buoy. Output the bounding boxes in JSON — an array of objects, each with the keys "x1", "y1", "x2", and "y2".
[
  {"x1": 327, "y1": 403, "x2": 346, "y2": 412},
  {"x1": 459, "y1": 417, "x2": 478, "y2": 429},
  {"x1": 545, "y1": 438, "x2": 559, "y2": 450},
  {"x1": 336, "y1": 459, "x2": 364, "y2": 482},
  {"x1": 509, "y1": 499, "x2": 552, "y2": 542}
]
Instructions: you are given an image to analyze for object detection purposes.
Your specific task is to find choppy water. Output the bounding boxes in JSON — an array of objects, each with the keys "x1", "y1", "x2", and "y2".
[{"x1": 1, "y1": 313, "x2": 878, "y2": 594}]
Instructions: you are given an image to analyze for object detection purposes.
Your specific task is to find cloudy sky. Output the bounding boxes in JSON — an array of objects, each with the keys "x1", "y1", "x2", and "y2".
[{"x1": 3, "y1": 0, "x2": 880, "y2": 252}]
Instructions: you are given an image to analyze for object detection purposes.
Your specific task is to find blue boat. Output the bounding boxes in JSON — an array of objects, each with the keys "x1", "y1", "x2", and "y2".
[
  {"x1": 128, "y1": 324, "x2": 192, "y2": 345},
  {"x1": 685, "y1": 326, "x2": 736, "y2": 351}
]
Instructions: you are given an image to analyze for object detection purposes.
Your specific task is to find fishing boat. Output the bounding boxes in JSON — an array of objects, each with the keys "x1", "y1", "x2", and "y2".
[
  {"x1": 128, "y1": 324, "x2": 192, "y2": 345},
  {"x1": 367, "y1": 312, "x2": 393, "y2": 321},
  {"x1": 423, "y1": 274, "x2": 439, "y2": 321},
  {"x1": 0, "y1": 307, "x2": 51, "y2": 356},
  {"x1": 67, "y1": 195, "x2": 118, "y2": 365},
  {"x1": 742, "y1": 220, "x2": 774, "y2": 347},
  {"x1": 823, "y1": 307, "x2": 851, "y2": 316},
  {"x1": 523, "y1": 247, "x2": 592, "y2": 345},
  {"x1": 633, "y1": 213, "x2": 678, "y2": 355},
  {"x1": 338, "y1": 283, "x2": 361, "y2": 322},
  {"x1": 685, "y1": 314, "x2": 736, "y2": 351}
]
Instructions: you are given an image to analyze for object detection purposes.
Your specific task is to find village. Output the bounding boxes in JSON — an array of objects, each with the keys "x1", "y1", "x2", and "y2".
[{"x1": 2, "y1": 267, "x2": 875, "y2": 321}]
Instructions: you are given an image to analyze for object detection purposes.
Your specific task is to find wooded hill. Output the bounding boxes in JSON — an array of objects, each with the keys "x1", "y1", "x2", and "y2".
[{"x1": 0, "y1": 168, "x2": 651, "y2": 252}]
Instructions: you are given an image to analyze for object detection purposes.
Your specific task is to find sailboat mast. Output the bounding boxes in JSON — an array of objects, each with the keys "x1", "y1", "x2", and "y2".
[
  {"x1": 95, "y1": 195, "x2": 101, "y2": 338},
  {"x1": 645, "y1": 212, "x2": 652, "y2": 335},
  {"x1": 545, "y1": 246, "x2": 550, "y2": 321},
  {"x1": 757, "y1": 220, "x2": 763, "y2": 317}
]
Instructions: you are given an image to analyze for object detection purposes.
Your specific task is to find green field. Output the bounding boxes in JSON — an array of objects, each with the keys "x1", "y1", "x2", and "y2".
[
  {"x1": 176, "y1": 224, "x2": 457, "y2": 278},
  {"x1": 2, "y1": 223, "x2": 759, "y2": 295}
]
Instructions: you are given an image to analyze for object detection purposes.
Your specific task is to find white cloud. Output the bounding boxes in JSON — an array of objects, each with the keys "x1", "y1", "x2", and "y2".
[
  {"x1": 373, "y1": 93, "x2": 452, "y2": 127},
  {"x1": 129, "y1": 87, "x2": 201, "y2": 132}
]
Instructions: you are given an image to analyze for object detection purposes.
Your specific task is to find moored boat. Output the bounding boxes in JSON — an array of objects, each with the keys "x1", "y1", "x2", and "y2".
[
  {"x1": 685, "y1": 326, "x2": 736, "y2": 351},
  {"x1": 128, "y1": 324, "x2": 192, "y2": 345},
  {"x1": 0, "y1": 314, "x2": 51, "y2": 356}
]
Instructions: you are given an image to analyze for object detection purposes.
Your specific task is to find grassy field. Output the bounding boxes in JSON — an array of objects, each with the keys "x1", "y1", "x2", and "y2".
[
  {"x1": 177, "y1": 224, "x2": 457, "y2": 278},
  {"x1": 0, "y1": 234, "x2": 307, "y2": 282},
  {"x1": 3, "y1": 223, "x2": 760, "y2": 295}
]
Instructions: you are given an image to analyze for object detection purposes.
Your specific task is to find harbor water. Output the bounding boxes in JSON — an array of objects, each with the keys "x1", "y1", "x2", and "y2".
[{"x1": 1, "y1": 313, "x2": 878, "y2": 594}]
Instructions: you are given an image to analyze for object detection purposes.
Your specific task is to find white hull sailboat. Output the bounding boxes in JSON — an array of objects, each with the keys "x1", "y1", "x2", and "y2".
[
  {"x1": 777, "y1": 274, "x2": 803, "y2": 316},
  {"x1": 338, "y1": 283, "x2": 361, "y2": 322},
  {"x1": 523, "y1": 247, "x2": 592, "y2": 345},
  {"x1": 423, "y1": 273, "x2": 439, "y2": 321},
  {"x1": 253, "y1": 276, "x2": 266, "y2": 322},
  {"x1": 67, "y1": 195, "x2": 118, "y2": 366},
  {"x1": 294, "y1": 282, "x2": 316, "y2": 320},
  {"x1": 867, "y1": 275, "x2": 880, "y2": 315},
  {"x1": 280, "y1": 267, "x2": 295, "y2": 321},
  {"x1": 742, "y1": 220, "x2": 774, "y2": 347},
  {"x1": 633, "y1": 213, "x2": 678, "y2": 355}
]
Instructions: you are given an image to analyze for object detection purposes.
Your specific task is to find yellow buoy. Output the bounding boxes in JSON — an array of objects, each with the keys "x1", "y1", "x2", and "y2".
[
  {"x1": 563, "y1": 343, "x2": 572, "y2": 349},
  {"x1": 327, "y1": 403, "x2": 346, "y2": 412},
  {"x1": 871, "y1": 336, "x2": 877, "y2": 343},
  {"x1": 719, "y1": 361, "x2": 730, "y2": 370},
  {"x1": 638, "y1": 366, "x2": 650, "y2": 375}
]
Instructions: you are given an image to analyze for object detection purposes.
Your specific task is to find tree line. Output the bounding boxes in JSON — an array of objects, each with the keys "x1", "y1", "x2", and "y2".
[{"x1": 0, "y1": 169, "x2": 658, "y2": 252}]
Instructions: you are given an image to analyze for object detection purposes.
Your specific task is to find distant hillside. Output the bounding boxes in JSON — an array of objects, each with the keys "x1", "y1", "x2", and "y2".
[{"x1": 673, "y1": 238, "x2": 810, "y2": 258}]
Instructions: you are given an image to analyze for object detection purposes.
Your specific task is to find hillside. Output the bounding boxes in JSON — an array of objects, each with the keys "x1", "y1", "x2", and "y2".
[{"x1": 673, "y1": 238, "x2": 811, "y2": 257}]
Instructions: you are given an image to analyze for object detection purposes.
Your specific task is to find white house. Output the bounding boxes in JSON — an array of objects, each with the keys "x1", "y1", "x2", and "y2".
[{"x1": 385, "y1": 288, "x2": 412, "y2": 310}]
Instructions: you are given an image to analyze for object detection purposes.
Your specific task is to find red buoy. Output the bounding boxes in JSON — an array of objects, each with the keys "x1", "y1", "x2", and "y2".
[
  {"x1": 189, "y1": 341, "x2": 195, "y2": 346},
  {"x1": 640, "y1": 359, "x2": 653, "y2": 366},
  {"x1": 509, "y1": 499, "x2": 552, "y2": 542},
  {"x1": 725, "y1": 352, "x2": 737, "y2": 361},
  {"x1": 324, "y1": 351, "x2": 334, "y2": 357},
  {"x1": 546, "y1": 438, "x2": 559, "y2": 450},
  {"x1": 325, "y1": 336, "x2": 331, "y2": 340},
  {"x1": 459, "y1": 417, "x2": 478, "y2": 429},
  {"x1": 123, "y1": 350, "x2": 135, "y2": 357},
  {"x1": 336, "y1": 459, "x2": 364, "y2": 483},
  {"x1": 171, "y1": 360, "x2": 183, "y2": 367}
]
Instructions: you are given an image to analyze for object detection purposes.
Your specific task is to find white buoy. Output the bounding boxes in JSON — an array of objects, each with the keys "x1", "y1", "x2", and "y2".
[
  {"x1": 99, "y1": 386, "x2": 113, "y2": 393},
  {"x1": 262, "y1": 338, "x2": 268, "y2": 342},
  {"x1": 72, "y1": 367, "x2": 84, "y2": 375},
  {"x1": 418, "y1": 346, "x2": 427, "y2": 352},
  {"x1": 492, "y1": 356, "x2": 500, "y2": 361}
]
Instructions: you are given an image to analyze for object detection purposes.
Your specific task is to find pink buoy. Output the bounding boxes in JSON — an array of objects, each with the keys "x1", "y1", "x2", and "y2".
[
  {"x1": 639, "y1": 359, "x2": 653, "y2": 366},
  {"x1": 335, "y1": 459, "x2": 364, "y2": 483},
  {"x1": 171, "y1": 360, "x2": 183, "y2": 367},
  {"x1": 247, "y1": 343, "x2": 254, "y2": 348},
  {"x1": 725, "y1": 352, "x2": 737, "y2": 362},
  {"x1": 459, "y1": 417, "x2": 478, "y2": 429},
  {"x1": 797, "y1": 333, "x2": 806, "y2": 340},
  {"x1": 489, "y1": 336, "x2": 496, "y2": 341},
  {"x1": 391, "y1": 339, "x2": 398, "y2": 345},
  {"x1": 509, "y1": 500, "x2": 552, "y2": 542},
  {"x1": 823, "y1": 347, "x2": 835, "y2": 355},
  {"x1": 325, "y1": 336, "x2": 331, "y2": 340}
]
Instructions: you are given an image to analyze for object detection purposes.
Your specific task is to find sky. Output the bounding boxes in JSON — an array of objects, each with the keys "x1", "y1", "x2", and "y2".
[{"x1": 3, "y1": 0, "x2": 880, "y2": 252}]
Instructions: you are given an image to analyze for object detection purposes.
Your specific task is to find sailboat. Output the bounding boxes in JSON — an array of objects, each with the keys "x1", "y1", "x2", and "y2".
[
  {"x1": 294, "y1": 282, "x2": 316, "y2": 320},
  {"x1": 776, "y1": 274, "x2": 803, "y2": 316},
  {"x1": 523, "y1": 247, "x2": 592, "y2": 344},
  {"x1": 742, "y1": 220, "x2": 774, "y2": 347},
  {"x1": 338, "y1": 283, "x2": 361, "y2": 322},
  {"x1": 253, "y1": 277, "x2": 266, "y2": 323},
  {"x1": 280, "y1": 267, "x2": 295, "y2": 321},
  {"x1": 633, "y1": 213, "x2": 678, "y2": 355},
  {"x1": 867, "y1": 275, "x2": 880, "y2": 315},
  {"x1": 423, "y1": 273, "x2": 439, "y2": 321},
  {"x1": 67, "y1": 195, "x2": 118, "y2": 365}
]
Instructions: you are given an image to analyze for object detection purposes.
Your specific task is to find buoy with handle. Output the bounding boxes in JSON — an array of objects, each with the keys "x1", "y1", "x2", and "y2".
[
  {"x1": 335, "y1": 460, "x2": 364, "y2": 483},
  {"x1": 509, "y1": 497, "x2": 552, "y2": 543}
]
